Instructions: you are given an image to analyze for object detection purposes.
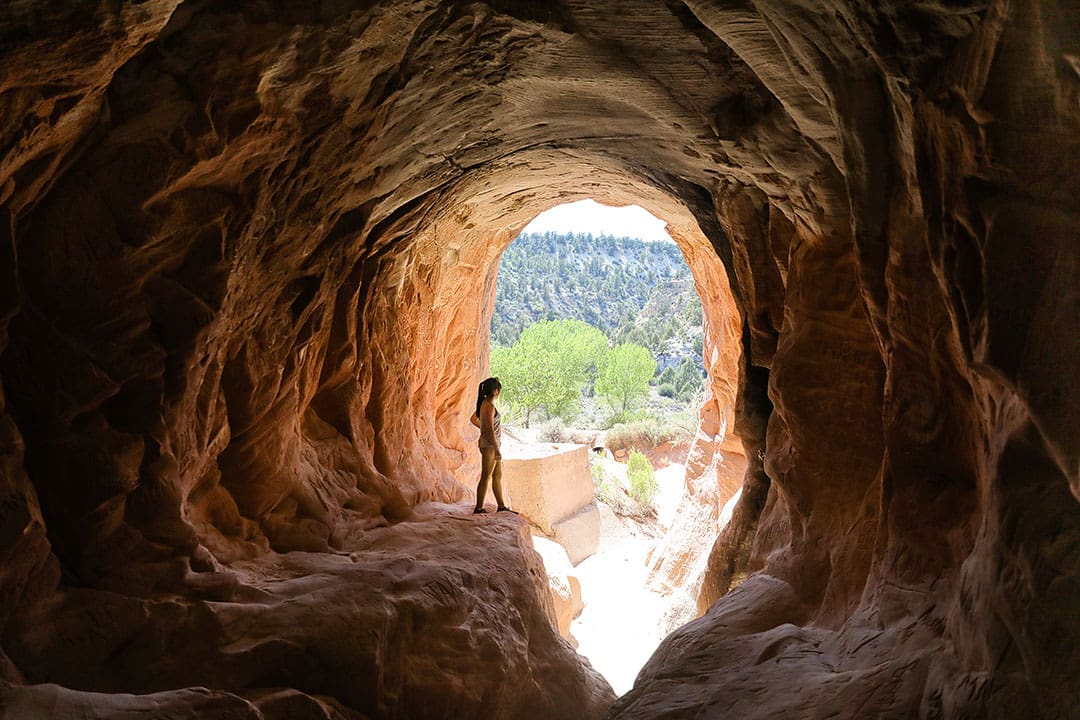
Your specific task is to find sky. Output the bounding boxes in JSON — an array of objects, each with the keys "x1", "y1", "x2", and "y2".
[{"x1": 521, "y1": 199, "x2": 674, "y2": 242}]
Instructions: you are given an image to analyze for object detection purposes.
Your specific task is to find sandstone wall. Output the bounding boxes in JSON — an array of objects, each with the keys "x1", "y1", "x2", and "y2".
[
  {"x1": 615, "y1": 2, "x2": 1080, "y2": 718},
  {"x1": 502, "y1": 444, "x2": 600, "y2": 564},
  {"x1": 0, "y1": 1, "x2": 1076, "y2": 718}
]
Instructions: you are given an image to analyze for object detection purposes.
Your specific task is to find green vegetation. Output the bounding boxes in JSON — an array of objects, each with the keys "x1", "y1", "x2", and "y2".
[
  {"x1": 491, "y1": 232, "x2": 702, "y2": 368},
  {"x1": 604, "y1": 418, "x2": 691, "y2": 457},
  {"x1": 627, "y1": 450, "x2": 658, "y2": 505},
  {"x1": 596, "y1": 343, "x2": 656, "y2": 413},
  {"x1": 490, "y1": 319, "x2": 606, "y2": 427},
  {"x1": 603, "y1": 409, "x2": 649, "y2": 428},
  {"x1": 656, "y1": 356, "x2": 705, "y2": 401},
  {"x1": 489, "y1": 229, "x2": 708, "y2": 429},
  {"x1": 537, "y1": 418, "x2": 569, "y2": 443},
  {"x1": 591, "y1": 460, "x2": 653, "y2": 517},
  {"x1": 614, "y1": 277, "x2": 704, "y2": 366},
  {"x1": 491, "y1": 318, "x2": 666, "y2": 427}
]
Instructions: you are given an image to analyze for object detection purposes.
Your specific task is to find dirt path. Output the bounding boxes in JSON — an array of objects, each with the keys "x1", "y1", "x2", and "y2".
[{"x1": 571, "y1": 462, "x2": 686, "y2": 695}]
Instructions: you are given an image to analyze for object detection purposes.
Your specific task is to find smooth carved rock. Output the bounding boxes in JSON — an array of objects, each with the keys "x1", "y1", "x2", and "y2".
[
  {"x1": 532, "y1": 536, "x2": 585, "y2": 645},
  {"x1": 645, "y1": 230, "x2": 745, "y2": 632},
  {"x1": 4, "y1": 509, "x2": 612, "y2": 719},
  {"x1": 0, "y1": 1, "x2": 1077, "y2": 718},
  {"x1": 501, "y1": 443, "x2": 600, "y2": 564},
  {"x1": 0, "y1": 682, "x2": 365, "y2": 720}
]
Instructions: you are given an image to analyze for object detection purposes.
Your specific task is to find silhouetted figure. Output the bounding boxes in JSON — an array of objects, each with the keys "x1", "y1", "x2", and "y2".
[{"x1": 470, "y1": 377, "x2": 513, "y2": 513}]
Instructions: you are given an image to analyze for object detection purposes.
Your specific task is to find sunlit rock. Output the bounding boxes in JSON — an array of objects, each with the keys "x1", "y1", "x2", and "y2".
[
  {"x1": 531, "y1": 535, "x2": 585, "y2": 645},
  {"x1": 502, "y1": 442, "x2": 600, "y2": 564}
]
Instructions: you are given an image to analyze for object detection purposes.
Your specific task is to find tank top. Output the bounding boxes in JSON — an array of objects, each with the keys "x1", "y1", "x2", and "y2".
[{"x1": 479, "y1": 404, "x2": 501, "y2": 449}]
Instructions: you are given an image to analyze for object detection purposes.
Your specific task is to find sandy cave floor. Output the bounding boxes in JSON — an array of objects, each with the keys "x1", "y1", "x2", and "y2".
[
  {"x1": 496, "y1": 426, "x2": 689, "y2": 695},
  {"x1": 569, "y1": 461, "x2": 686, "y2": 695}
]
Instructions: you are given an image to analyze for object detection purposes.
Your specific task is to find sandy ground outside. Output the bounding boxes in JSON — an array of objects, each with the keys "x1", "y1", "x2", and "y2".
[
  {"x1": 569, "y1": 457, "x2": 687, "y2": 696},
  {"x1": 504, "y1": 424, "x2": 689, "y2": 695}
]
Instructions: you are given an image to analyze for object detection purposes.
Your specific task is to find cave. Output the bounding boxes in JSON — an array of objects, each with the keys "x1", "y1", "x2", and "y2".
[{"x1": 1, "y1": 1, "x2": 1077, "y2": 719}]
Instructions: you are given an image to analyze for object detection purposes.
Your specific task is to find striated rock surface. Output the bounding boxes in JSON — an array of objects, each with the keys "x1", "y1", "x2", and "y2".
[
  {"x1": 4, "y1": 508, "x2": 612, "y2": 719},
  {"x1": 0, "y1": 683, "x2": 361, "y2": 720},
  {"x1": 644, "y1": 231, "x2": 744, "y2": 630},
  {"x1": 0, "y1": 1, "x2": 1077, "y2": 719}
]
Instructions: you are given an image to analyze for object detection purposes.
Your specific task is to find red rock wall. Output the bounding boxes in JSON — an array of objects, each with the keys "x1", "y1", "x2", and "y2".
[
  {"x1": 644, "y1": 221, "x2": 746, "y2": 631},
  {"x1": 616, "y1": 1, "x2": 1080, "y2": 717},
  {"x1": 0, "y1": 1, "x2": 1076, "y2": 718}
]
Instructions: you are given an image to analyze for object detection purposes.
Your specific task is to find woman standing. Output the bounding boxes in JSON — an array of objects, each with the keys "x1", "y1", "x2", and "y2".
[{"x1": 471, "y1": 377, "x2": 512, "y2": 513}]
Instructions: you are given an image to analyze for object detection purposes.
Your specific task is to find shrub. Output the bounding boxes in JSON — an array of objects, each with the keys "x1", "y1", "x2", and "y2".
[
  {"x1": 591, "y1": 460, "x2": 646, "y2": 517},
  {"x1": 570, "y1": 429, "x2": 601, "y2": 447},
  {"x1": 627, "y1": 450, "x2": 658, "y2": 505},
  {"x1": 672, "y1": 357, "x2": 705, "y2": 399},
  {"x1": 603, "y1": 409, "x2": 648, "y2": 429},
  {"x1": 605, "y1": 418, "x2": 686, "y2": 455},
  {"x1": 537, "y1": 418, "x2": 569, "y2": 443},
  {"x1": 658, "y1": 383, "x2": 678, "y2": 398}
]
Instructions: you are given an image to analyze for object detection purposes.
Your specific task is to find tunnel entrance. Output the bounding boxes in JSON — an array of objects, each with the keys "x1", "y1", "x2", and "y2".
[
  {"x1": 4, "y1": 2, "x2": 1075, "y2": 717},
  {"x1": 481, "y1": 200, "x2": 745, "y2": 692}
]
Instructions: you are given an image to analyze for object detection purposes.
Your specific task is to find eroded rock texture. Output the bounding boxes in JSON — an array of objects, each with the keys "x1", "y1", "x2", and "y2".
[{"x1": 0, "y1": 1, "x2": 1076, "y2": 718}]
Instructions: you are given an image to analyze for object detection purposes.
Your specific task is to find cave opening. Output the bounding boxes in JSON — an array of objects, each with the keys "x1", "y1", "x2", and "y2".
[
  {"x1": 476, "y1": 198, "x2": 745, "y2": 693},
  {"x1": 2, "y1": 1, "x2": 1077, "y2": 717}
]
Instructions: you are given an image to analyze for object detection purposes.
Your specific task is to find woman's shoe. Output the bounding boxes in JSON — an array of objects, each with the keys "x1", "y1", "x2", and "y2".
[
  {"x1": 473, "y1": 507, "x2": 487, "y2": 514},
  {"x1": 496, "y1": 506, "x2": 517, "y2": 514}
]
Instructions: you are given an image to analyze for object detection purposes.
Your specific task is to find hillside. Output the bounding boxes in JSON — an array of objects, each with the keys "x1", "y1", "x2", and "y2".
[{"x1": 491, "y1": 232, "x2": 703, "y2": 371}]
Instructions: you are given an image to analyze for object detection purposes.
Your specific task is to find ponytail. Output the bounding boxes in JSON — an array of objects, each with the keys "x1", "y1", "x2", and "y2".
[{"x1": 475, "y1": 376, "x2": 502, "y2": 418}]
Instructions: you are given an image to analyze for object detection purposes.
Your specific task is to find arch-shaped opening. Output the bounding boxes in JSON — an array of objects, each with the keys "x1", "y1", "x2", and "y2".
[
  {"x1": 477, "y1": 198, "x2": 744, "y2": 692},
  {"x1": 356, "y1": 157, "x2": 750, "y2": 500}
]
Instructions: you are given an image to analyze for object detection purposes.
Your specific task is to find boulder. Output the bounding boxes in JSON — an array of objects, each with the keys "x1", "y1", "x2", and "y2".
[{"x1": 502, "y1": 444, "x2": 601, "y2": 564}]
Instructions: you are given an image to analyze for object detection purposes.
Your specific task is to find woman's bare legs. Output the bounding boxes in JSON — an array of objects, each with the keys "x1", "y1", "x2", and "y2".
[
  {"x1": 476, "y1": 447, "x2": 509, "y2": 512},
  {"x1": 490, "y1": 455, "x2": 507, "y2": 509},
  {"x1": 475, "y1": 446, "x2": 496, "y2": 512}
]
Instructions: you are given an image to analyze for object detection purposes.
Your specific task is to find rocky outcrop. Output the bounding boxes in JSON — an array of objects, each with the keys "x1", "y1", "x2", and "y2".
[
  {"x1": 644, "y1": 252, "x2": 745, "y2": 631},
  {"x1": 0, "y1": 683, "x2": 361, "y2": 720},
  {"x1": 646, "y1": 434, "x2": 747, "y2": 633},
  {"x1": 4, "y1": 507, "x2": 612, "y2": 719},
  {"x1": 615, "y1": 1, "x2": 1080, "y2": 718},
  {"x1": 502, "y1": 443, "x2": 600, "y2": 564},
  {"x1": 0, "y1": 1, "x2": 1076, "y2": 718}
]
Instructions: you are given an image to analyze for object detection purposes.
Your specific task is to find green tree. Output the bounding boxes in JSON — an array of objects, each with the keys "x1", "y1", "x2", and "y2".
[
  {"x1": 596, "y1": 343, "x2": 656, "y2": 413},
  {"x1": 490, "y1": 320, "x2": 607, "y2": 427},
  {"x1": 672, "y1": 356, "x2": 704, "y2": 400},
  {"x1": 692, "y1": 333, "x2": 704, "y2": 358}
]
